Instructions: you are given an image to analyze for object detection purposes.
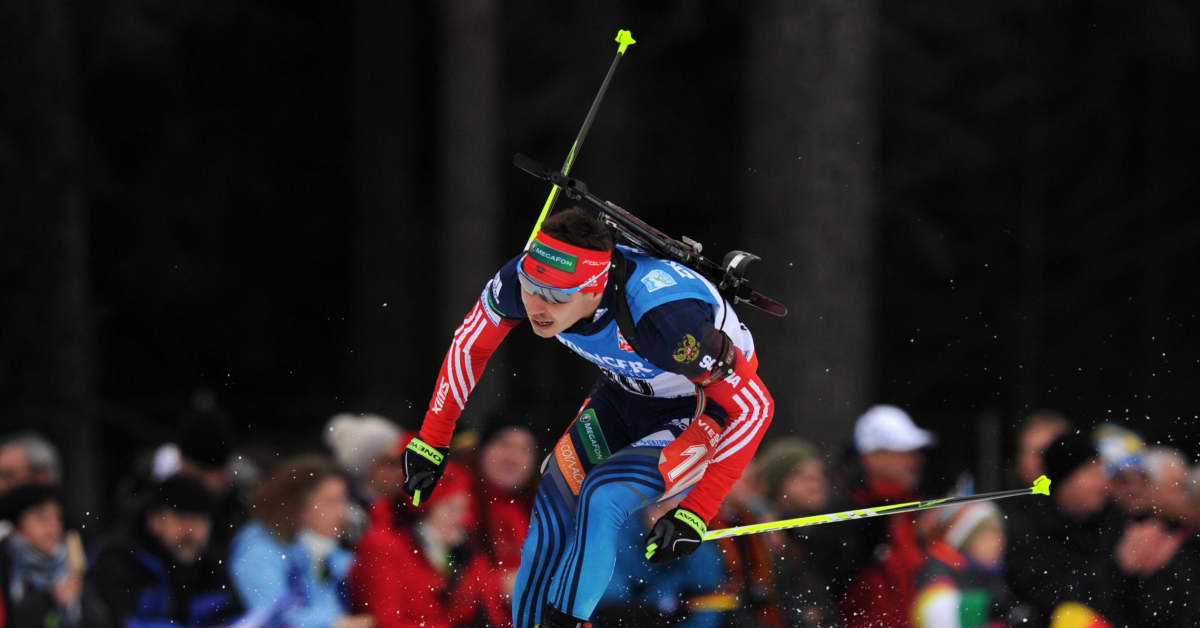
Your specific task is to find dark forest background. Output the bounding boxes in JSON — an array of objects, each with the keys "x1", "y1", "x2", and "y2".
[{"x1": 3, "y1": 0, "x2": 1198, "y2": 517}]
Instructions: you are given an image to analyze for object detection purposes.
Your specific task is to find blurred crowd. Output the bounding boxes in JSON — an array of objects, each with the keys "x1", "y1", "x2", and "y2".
[{"x1": 1, "y1": 405, "x2": 1198, "y2": 627}]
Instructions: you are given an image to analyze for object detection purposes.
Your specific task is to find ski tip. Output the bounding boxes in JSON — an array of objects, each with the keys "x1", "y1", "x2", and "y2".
[
  {"x1": 644, "y1": 542, "x2": 657, "y2": 560},
  {"x1": 1032, "y1": 475, "x2": 1051, "y2": 496},
  {"x1": 412, "y1": 489, "x2": 422, "y2": 507},
  {"x1": 615, "y1": 30, "x2": 636, "y2": 54}
]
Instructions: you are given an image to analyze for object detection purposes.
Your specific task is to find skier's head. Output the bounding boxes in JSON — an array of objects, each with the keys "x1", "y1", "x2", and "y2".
[{"x1": 519, "y1": 207, "x2": 614, "y2": 338}]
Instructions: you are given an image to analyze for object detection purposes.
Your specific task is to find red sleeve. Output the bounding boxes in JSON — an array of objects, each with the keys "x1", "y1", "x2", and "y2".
[
  {"x1": 679, "y1": 346, "x2": 774, "y2": 523},
  {"x1": 418, "y1": 298, "x2": 520, "y2": 447}
]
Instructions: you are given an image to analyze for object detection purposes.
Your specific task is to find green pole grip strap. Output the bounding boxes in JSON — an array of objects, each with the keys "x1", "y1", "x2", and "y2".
[
  {"x1": 674, "y1": 508, "x2": 707, "y2": 535},
  {"x1": 406, "y1": 437, "x2": 445, "y2": 465}
]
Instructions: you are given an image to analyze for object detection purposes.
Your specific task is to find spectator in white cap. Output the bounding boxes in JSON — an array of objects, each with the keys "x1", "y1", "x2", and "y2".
[
  {"x1": 854, "y1": 404, "x2": 934, "y2": 494},
  {"x1": 837, "y1": 405, "x2": 936, "y2": 628}
]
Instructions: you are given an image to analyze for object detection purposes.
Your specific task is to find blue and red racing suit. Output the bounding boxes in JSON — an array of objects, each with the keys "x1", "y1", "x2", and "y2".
[{"x1": 416, "y1": 245, "x2": 774, "y2": 626}]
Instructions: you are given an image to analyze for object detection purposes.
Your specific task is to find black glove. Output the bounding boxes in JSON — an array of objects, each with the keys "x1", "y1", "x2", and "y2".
[
  {"x1": 402, "y1": 436, "x2": 449, "y2": 506},
  {"x1": 643, "y1": 507, "x2": 706, "y2": 563}
]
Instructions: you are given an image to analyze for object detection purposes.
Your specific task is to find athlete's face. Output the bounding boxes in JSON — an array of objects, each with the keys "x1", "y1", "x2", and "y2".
[{"x1": 520, "y1": 288, "x2": 603, "y2": 337}]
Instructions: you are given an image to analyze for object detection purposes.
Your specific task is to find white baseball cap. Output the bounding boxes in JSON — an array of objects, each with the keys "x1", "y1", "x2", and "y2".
[{"x1": 854, "y1": 405, "x2": 934, "y2": 453}]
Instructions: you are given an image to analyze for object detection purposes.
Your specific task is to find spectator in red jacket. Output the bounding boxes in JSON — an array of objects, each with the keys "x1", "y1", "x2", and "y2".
[
  {"x1": 469, "y1": 421, "x2": 537, "y2": 573},
  {"x1": 838, "y1": 405, "x2": 935, "y2": 628},
  {"x1": 350, "y1": 459, "x2": 509, "y2": 627}
]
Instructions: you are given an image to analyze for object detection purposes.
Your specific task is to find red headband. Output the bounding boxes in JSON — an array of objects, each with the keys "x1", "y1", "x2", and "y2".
[{"x1": 522, "y1": 231, "x2": 611, "y2": 293}]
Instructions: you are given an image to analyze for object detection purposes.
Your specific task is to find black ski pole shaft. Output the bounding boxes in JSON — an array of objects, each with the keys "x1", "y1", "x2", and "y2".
[{"x1": 525, "y1": 30, "x2": 636, "y2": 249}]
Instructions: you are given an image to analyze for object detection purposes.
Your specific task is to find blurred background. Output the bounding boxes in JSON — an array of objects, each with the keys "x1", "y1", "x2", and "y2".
[{"x1": 3, "y1": 0, "x2": 1199, "y2": 521}]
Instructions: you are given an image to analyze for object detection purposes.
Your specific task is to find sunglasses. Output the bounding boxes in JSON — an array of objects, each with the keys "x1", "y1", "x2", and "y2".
[{"x1": 516, "y1": 255, "x2": 607, "y2": 304}]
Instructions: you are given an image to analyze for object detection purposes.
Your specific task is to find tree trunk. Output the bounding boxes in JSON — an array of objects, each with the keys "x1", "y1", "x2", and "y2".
[
  {"x1": 0, "y1": 0, "x2": 97, "y2": 514},
  {"x1": 742, "y1": 0, "x2": 877, "y2": 449},
  {"x1": 349, "y1": 3, "x2": 429, "y2": 416},
  {"x1": 437, "y1": 0, "x2": 505, "y2": 428}
]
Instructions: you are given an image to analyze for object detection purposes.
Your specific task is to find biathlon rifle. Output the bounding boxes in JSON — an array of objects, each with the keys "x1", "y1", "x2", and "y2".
[{"x1": 513, "y1": 153, "x2": 788, "y2": 317}]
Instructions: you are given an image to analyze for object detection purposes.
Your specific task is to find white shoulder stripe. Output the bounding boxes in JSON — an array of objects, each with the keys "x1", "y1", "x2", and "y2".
[
  {"x1": 714, "y1": 387, "x2": 767, "y2": 463},
  {"x1": 747, "y1": 379, "x2": 771, "y2": 418},
  {"x1": 447, "y1": 305, "x2": 484, "y2": 409},
  {"x1": 713, "y1": 384, "x2": 771, "y2": 463},
  {"x1": 461, "y1": 312, "x2": 490, "y2": 389},
  {"x1": 715, "y1": 390, "x2": 756, "y2": 456}
]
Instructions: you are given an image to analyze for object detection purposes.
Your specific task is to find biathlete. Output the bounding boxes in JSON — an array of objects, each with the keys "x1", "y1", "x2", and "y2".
[{"x1": 401, "y1": 207, "x2": 775, "y2": 627}]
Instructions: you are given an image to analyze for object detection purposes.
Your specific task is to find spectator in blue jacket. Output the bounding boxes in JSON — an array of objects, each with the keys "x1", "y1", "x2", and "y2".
[
  {"x1": 229, "y1": 454, "x2": 373, "y2": 628},
  {"x1": 84, "y1": 474, "x2": 243, "y2": 627}
]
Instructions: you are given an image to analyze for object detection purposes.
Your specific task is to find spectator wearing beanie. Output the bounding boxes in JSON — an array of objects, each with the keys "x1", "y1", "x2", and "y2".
[
  {"x1": 349, "y1": 460, "x2": 509, "y2": 627},
  {"x1": 325, "y1": 414, "x2": 407, "y2": 508},
  {"x1": 0, "y1": 484, "x2": 83, "y2": 627},
  {"x1": 84, "y1": 474, "x2": 244, "y2": 627},
  {"x1": 230, "y1": 455, "x2": 369, "y2": 628},
  {"x1": 0, "y1": 431, "x2": 62, "y2": 542},
  {"x1": 122, "y1": 407, "x2": 251, "y2": 564},
  {"x1": 325, "y1": 414, "x2": 407, "y2": 544},
  {"x1": 0, "y1": 431, "x2": 61, "y2": 494},
  {"x1": 756, "y1": 438, "x2": 839, "y2": 628},
  {"x1": 913, "y1": 500, "x2": 1028, "y2": 627}
]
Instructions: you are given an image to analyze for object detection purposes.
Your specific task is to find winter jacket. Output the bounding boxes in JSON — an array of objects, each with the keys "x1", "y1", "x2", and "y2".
[
  {"x1": 229, "y1": 522, "x2": 354, "y2": 628},
  {"x1": 83, "y1": 528, "x2": 243, "y2": 628},
  {"x1": 773, "y1": 524, "x2": 841, "y2": 628},
  {"x1": 705, "y1": 503, "x2": 785, "y2": 627},
  {"x1": 348, "y1": 498, "x2": 509, "y2": 628},
  {"x1": 912, "y1": 541, "x2": 1020, "y2": 628},
  {"x1": 837, "y1": 479, "x2": 927, "y2": 628},
  {"x1": 0, "y1": 535, "x2": 80, "y2": 628},
  {"x1": 467, "y1": 474, "x2": 533, "y2": 570},
  {"x1": 1004, "y1": 499, "x2": 1126, "y2": 625}
]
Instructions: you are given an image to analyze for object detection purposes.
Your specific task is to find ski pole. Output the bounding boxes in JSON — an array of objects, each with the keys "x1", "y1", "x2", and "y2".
[
  {"x1": 703, "y1": 475, "x2": 1052, "y2": 542},
  {"x1": 525, "y1": 29, "x2": 636, "y2": 250}
]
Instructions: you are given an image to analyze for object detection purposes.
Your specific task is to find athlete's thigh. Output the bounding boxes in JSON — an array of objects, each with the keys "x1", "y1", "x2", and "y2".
[
  {"x1": 542, "y1": 378, "x2": 708, "y2": 504},
  {"x1": 619, "y1": 391, "x2": 720, "y2": 502},
  {"x1": 540, "y1": 379, "x2": 638, "y2": 504}
]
